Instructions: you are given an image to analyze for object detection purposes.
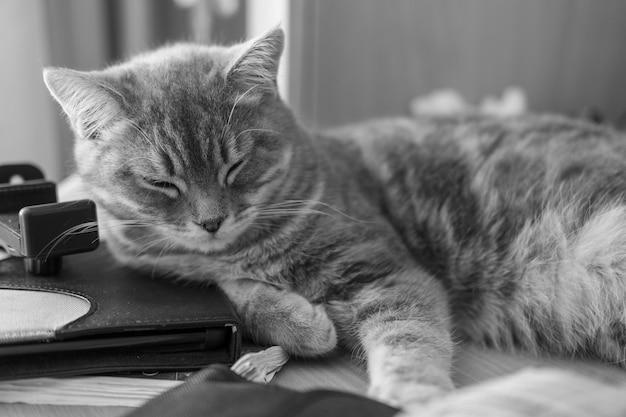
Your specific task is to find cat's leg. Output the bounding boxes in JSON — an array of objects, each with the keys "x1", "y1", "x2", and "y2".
[
  {"x1": 408, "y1": 368, "x2": 626, "y2": 417},
  {"x1": 591, "y1": 306, "x2": 626, "y2": 368},
  {"x1": 218, "y1": 279, "x2": 337, "y2": 356},
  {"x1": 329, "y1": 268, "x2": 454, "y2": 409}
]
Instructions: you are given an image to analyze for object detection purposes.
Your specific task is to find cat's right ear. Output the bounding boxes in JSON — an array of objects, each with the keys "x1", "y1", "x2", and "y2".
[
  {"x1": 43, "y1": 68, "x2": 124, "y2": 140},
  {"x1": 224, "y1": 27, "x2": 284, "y2": 97}
]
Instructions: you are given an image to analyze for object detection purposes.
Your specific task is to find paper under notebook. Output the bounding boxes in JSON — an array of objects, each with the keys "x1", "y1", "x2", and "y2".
[{"x1": 0, "y1": 346, "x2": 289, "y2": 407}]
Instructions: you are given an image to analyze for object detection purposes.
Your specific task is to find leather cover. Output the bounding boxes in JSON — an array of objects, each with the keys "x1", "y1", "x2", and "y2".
[{"x1": 0, "y1": 244, "x2": 241, "y2": 379}]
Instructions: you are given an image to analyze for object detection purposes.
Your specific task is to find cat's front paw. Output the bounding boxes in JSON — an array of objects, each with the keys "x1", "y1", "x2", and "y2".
[
  {"x1": 277, "y1": 303, "x2": 338, "y2": 357},
  {"x1": 368, "y1": 380, "x2": 452, "y2": 410},
  {"x1": 219, "y1": 279, "x2": 338, "y2": 357}
]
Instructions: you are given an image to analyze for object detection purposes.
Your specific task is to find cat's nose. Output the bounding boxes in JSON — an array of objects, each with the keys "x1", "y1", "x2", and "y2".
[{"x1": 198, "y1": 217, "x2": 225, "y2": 234}]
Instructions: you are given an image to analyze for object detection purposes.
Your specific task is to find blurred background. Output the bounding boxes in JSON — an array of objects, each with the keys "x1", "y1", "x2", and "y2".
[{"x1": 2, "y1": 0, "x2": 626, "y2": 181}]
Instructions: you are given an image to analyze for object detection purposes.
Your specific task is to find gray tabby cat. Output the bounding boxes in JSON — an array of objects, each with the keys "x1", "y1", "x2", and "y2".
[{"x1": 43, "y1": 28, "x2": 626, "y2": 410}]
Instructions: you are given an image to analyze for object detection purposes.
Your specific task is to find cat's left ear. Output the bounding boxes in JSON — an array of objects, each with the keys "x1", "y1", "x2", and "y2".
[
  {"x1": 43, "y1": 68, "x2": 124, "y2": 141},
  {"x1": 225, "y1": 27, "x2": 284, "y2": 96}
]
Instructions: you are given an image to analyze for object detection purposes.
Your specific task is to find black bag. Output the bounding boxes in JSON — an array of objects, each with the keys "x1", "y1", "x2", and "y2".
[{"x1": 125, "y1": 364, "x2": 399, "y2": 417}]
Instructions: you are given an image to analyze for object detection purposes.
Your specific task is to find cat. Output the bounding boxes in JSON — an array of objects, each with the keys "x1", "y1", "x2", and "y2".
[{"x1": 43, "y1": 27, "x2": 626, "y2": 410}]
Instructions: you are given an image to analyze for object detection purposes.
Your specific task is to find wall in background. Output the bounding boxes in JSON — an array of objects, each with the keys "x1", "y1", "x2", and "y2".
[
  {"x1": 0, "y1": 1, "x2": 61, "y2": 180},
  {"x1": 246, "y1": 0, "x2": 290, "y2": 100},
  {"x1": 290, "y1": 0, "x2": 626, "y2": 128}
]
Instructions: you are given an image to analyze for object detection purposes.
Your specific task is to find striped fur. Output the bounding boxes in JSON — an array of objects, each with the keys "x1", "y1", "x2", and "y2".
[{"x1": 44, "y1": 28, "x2": 626, "y2": 410}]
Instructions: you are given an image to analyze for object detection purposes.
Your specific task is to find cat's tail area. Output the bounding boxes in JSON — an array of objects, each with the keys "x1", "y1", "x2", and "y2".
[
  {"x1": 398, "y1": 368, "x2": 626, "y2": 417},
  {"x1": 504, "y1": 204, "x2": 626, "y2": 363}
]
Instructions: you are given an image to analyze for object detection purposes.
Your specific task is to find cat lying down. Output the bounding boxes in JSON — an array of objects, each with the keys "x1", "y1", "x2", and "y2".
[{"x1": 44, "y1": 28, "x2": 626, "y2": 413}]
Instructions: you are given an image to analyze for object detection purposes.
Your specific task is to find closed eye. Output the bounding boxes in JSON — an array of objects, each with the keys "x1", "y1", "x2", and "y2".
[
  {"x1": 141, "y1": 177, "x2": 180, "y2": 198},
  {"x1": 226, "y1": 160, "x2": 245, "y2": 185}
]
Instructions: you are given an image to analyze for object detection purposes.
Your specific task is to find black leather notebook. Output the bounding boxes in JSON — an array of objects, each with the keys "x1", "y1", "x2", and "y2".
[{"x1": 0, "y1": 244, "x2": 241, "y2": 379}]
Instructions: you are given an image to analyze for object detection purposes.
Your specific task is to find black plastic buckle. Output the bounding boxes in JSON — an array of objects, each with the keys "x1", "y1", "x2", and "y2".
[{"x1": 0, "y1": 164, "x2": 99, "y2": 275}]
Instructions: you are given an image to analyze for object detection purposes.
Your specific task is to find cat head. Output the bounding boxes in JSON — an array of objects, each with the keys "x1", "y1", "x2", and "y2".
[{"x1": 43, "y1": 28, "x2": 300, "y2": 254}]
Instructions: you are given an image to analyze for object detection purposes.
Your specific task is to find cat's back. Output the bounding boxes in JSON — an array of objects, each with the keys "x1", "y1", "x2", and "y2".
[
  {"x1": 323, "y1": 114, "x2": 626, "y2": 243},
  {"x1": 327, "y1": 113, "x2": 626, "y2": 220},
  {"x1": 324, "y1": 114, "x2": 626, "y2": 351},
  {"x1": 327, "y1": 113, "x2": 626, "y2": 175}
]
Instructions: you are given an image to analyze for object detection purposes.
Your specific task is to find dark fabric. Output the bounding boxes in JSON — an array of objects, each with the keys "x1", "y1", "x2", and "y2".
[
  {"x1": 0, "y1": 245, "x2": 241, "y2": 379},
  {"x1": 126, "y1": 365, "x2": 399, "y2": 417}
]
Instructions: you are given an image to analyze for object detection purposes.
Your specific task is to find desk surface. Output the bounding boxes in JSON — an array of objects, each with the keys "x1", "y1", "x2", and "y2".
[{"x1": 2, "y1": 344, "x2": 626, "y2": 417}]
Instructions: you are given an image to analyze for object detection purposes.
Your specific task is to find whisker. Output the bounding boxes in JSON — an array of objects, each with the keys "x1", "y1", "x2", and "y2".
[
  {"x1": 127, "y1": 232, "x2": 168, "y2": 244},
  {"x1": 97, "y1": 220, "x2": 162, "y2": 227},
  {"x1": 232, "y1": 128, "x2": 280, "y2": 142},
  {"x1": 136, "y1": 236, "x2": 172, "y2": 257},
  {"x1": 95, "y1": 220, "x2": 168, "y2": 233},
  {"x1": 36, "y1": 221, "x2": 99, "y2": 260},
  {"x1": 227, "y1": 85, "x2": 259, "y2": 127},
  {"x1": 151, "y1": 239, "x2": 175, "y2": 278},
  {"x1": 117, "y1": 156, "x2": 160, "y2": 170},
  {"x1": 221, "y1": 84, "x2": 261, "y2": 143},
  {"x1": 34, "y1": 218, "x2": 162, "y2": 260},
  {"x1": 256, "y1": 208, "x2": 333, "y2": 217},
  {"x1": 121, "y1": 118, "x2": 152, "y2": 147},
  {"x1": 245, "y1": 222, "x2": 277, "y2": 230},
  {"x1": 263, "y1": 199, "x2": 373, "y2": 224}
]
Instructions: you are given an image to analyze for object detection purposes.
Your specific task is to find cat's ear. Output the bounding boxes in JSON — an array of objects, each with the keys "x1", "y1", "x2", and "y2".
[
  {"x1": 43, "y1": 68, "x2": 124, "y2": 140},
  {"x1": 225, "y1": 27, "x2": 284, "y2": 96}
]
